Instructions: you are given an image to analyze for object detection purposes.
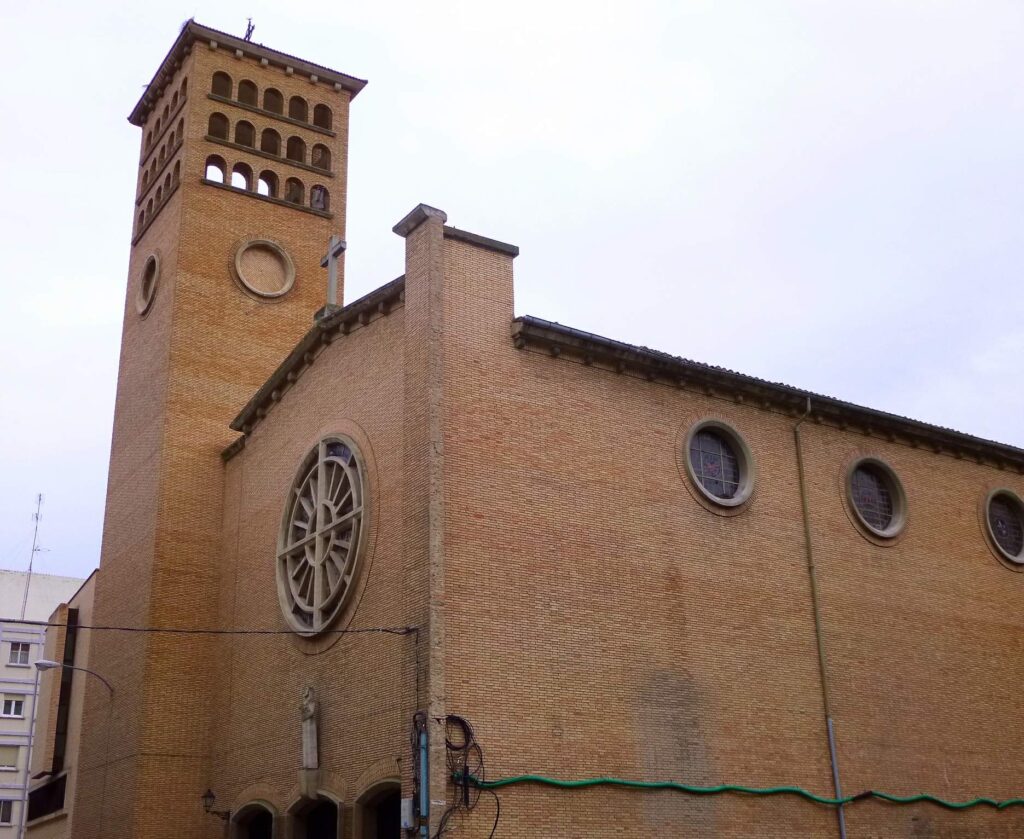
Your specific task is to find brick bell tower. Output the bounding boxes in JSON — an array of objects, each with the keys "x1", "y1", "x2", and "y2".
[{"x1": 72, "y1": 22, "x2": 365, "y2": 839}]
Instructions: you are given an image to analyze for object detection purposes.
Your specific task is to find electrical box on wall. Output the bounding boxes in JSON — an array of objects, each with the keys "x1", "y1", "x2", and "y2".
[{"x1": 400, "y1": 797, "x2": 415, "y2": 829}]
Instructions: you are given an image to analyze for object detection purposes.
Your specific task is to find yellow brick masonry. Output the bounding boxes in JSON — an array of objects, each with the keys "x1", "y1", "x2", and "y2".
[
  {"x1": 433, "y1": 234, "x2": 1024, "y2": 838},
  {"x1": 209, "y1": 215, "x2": 1024, "y2": 838},
  {"x1": 73, "y1": 38, "x2": 352, "y2": 839},
  {"x1": 70, "y1": 25, "x2": 1024, "y2": 839}
]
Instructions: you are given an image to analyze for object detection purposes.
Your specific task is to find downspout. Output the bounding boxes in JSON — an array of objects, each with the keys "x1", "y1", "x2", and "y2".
[
  {"x1": 419, "y1": 726, "x2": 429, "y2": 838},
  {"x1": 793, "y1": 397, "x2": 848, "y2": 839}
]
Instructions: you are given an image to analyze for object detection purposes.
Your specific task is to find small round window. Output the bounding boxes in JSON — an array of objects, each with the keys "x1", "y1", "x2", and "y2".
[
  {"x1": 847, "y1": 459, "x2": 905, "y2": 538},
  {"x1": 986, "y1": 491, "x2": 1024, "y2": 564},
  {"x1": 136, "y1": 254, "x2": 159, "y2": 316},
  {"x1": 277, "y1": 437, "x2": 366, "y2": 636},
  {"x1": 685, "y1": 422, "x2": 754, "y2": 507}
]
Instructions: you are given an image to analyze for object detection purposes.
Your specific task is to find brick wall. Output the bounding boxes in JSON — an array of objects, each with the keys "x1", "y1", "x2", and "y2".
[
  {"x1": 213, "y1": 296, "x2": 419, "y2": 836},
  {"x1": 432, "y1": 229, "x2": 1024, "y2": 838},
  {"x1": 74, "y1": 37, "x2": 354, "y2": 839}
]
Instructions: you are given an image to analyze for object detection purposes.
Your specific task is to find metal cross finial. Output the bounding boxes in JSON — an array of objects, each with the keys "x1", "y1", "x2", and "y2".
[{"x1": 320, "y1": 235, "x2": 347, "y2": 309}]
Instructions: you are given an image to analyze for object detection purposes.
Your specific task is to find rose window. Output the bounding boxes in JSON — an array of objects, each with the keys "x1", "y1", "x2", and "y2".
[
  {"x1": 988, "y1": 492, "x2": 1024, "y2": 563},
  {"x1": 689, "y1": 429, "x2": 742, "y2": 500},
  {"x1": 277, "y1": 437, "x2": 365, "y2": 635}
]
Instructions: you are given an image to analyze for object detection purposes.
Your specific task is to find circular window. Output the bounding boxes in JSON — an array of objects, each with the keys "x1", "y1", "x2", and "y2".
[
  {"x1": 277, "y1": 437, "x2": 366, "y2": 636},
  {"x1": 136, "y1": 254, "x2": 159, "y2": 315},
  {"x1": 986, "y1": 490, "x2": 1024, "y2": 564},
  {"x1": 846, "y1": 459, "x2": 906, "y2": 538},
  {"x1": 685, "y1": 421, "x2": 754, "y2": 507},
  {"x1": 234, "y1": 239, "x2": 295, "y2": 299}
]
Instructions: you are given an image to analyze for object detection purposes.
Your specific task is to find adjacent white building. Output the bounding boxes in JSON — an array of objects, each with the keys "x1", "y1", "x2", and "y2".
[{"x1": 0, "y1": 570, "x2": 84, "y2": 836}]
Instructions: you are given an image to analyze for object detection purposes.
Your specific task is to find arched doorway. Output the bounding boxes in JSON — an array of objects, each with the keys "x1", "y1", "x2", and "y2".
[
  {"x1": 291, "y1": 796, "x2": 340, "y2": 839},
  {"x1": 233, "y1": 803, "x2": 274, "y2": 839},
  {"x1": 357, "y1": 782, "x2": 401, "y2": 839}
]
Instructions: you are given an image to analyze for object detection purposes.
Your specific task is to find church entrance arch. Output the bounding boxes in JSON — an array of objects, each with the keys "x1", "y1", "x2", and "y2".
[
  {"x1": 289, "y1": 795, "x2": 340, "y2": 839},
  {"x1": 231, "y1": 802, "x2": 275, "y2": 839},
  {"x1": 355, "y1": 781, "x2": 401, "y2": 839}
]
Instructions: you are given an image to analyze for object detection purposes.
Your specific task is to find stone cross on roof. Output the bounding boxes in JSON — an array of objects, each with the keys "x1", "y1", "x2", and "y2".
[{"x1": 315, "y1": 235, "x2": 346, "y2": 321}]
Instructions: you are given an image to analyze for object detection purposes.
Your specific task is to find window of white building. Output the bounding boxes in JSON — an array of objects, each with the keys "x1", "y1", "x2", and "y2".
[
  {"x1": 1, "y1": 696, "x2": 25, "y2": 718},
  {"x1": 0, "y1": 746, "x2": 17, "y2": 770},
  {"x1": 8, "y1": 643, "x2": 30, "y2": 666}
]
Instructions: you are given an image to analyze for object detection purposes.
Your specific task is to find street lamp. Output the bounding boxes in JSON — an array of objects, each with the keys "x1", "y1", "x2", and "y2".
[
  {"x1": 201, "y1": 788, "x2": 231, "y2": 821},
  {"x1": 19, "y1": 660, "x2": 114, "y2": 839}
]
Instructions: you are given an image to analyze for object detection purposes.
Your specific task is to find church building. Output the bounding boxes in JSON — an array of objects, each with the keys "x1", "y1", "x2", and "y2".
[{"x1": 26, "y1": 20, "x2": 1024, "y2": 839}]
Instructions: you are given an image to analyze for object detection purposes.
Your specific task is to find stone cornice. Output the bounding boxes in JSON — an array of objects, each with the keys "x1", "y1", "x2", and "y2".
[
  {"x1": 393, "y1": 204, "x2": 447, "y2": 237},
  {"x1": 224, "y1": 276, "x2": 406, "y2": 459},
  {"x1": 443, "y1": 226, "x2": 519, "y2": 257},
  {"x1": 513, "y1": 316, "x2": 1024, "y2": 473},
  {"x1": 129, "y1": 20, "x2": 367, "y2": 127}
]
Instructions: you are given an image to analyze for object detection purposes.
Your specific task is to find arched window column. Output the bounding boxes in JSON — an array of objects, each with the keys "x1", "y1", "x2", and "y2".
[
  {"x1": 286, "y1": 136, "x2": 306, "y2": 164},
  {"x1": 310, "y1": 185, "x2": 330, "y2": 212},
  {"x1": 313, "y1": 104, "x2": 332, "y2": 130},
  {"x1": 238, "y1": 79, "x2": 258, "y2": 106},
  {"x1": 311, "y1": 144, "x2": 331, "y2": 171},
  {"x1": 209, "y1": 113, "x2": 229, "y2": 140},
  {"x1": 284, "y1": 178, "x2": 304, "y2": 205},
  {"x1": 288, "y1": 96, "x2": 308, "y2": 122},
  {"x1": 205, "y1": 155, "x2": 227, "y2": 183},
  {"x1": 264, "y1": 88, "x2": 284, "y2": 114},
  {"x1": 235, "y1": 120, "x2": 256, "y2": 148},
  {"x1": 261, "y1": 128, "x2": 281, "y2": 156},
  {"x1": 232, "y1": 162, "x2": 254, "y2": 191},
  {"x1": 258, "y1": 170, "x2": 279, "y2": 198},
  {"x1": 212, "y1": 71, "x2": 232, "y2": 98}
]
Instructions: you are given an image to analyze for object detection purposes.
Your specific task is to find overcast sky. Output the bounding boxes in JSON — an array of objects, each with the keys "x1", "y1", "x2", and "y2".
[{"x1": 0, "y1": 1, "x2": 1021, "y2": 582}]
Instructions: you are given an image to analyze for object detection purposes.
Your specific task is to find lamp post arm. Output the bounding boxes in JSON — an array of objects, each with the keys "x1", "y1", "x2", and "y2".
[{"x1": 63, "y1": 664, "x2": 114, "y2": 697}]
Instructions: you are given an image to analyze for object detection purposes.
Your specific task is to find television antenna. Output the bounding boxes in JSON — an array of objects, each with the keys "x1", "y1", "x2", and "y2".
[
  {"x1": 244, "y1": 18, "x2": 255, "y2": 41},
  {"x1": 19, "y1": 494, "x2": 44, "y2": 620}
]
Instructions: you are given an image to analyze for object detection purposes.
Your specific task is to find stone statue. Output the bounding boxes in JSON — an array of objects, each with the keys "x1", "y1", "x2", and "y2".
[{"x1": 301, "y1": 686, "x2": 319, "y2": 770}]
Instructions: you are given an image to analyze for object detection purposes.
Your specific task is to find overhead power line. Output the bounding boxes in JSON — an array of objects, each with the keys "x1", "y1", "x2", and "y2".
[{"x1": 0, "y1": 618, "x2": 417, "y2": 637}]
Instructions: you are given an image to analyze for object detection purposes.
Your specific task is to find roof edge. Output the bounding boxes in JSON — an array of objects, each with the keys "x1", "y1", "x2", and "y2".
[
  {"x1": 443, "y1": 226, "x2": 519, "y2": 257},
  {"x1": 225, "y1": 276, "x2": 406, "y2": 453},
  {"x1": 129, "y1": 20, "x2": 368, "y2": 126},
  {"x1": 512, "y1": 315, "x2": 1024, "y2": 472}
]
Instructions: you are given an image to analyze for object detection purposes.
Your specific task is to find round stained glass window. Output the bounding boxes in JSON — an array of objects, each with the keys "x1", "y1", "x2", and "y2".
[
  {"x1": 685, "y1": 422, "x2": 754, "y2": 508},
  {"x1": 277, "y1": 437, "x2": 366, "y2": 635},
  {"x1": 987, "y1": 492, "x2": 1024, "y2": 563},
  {"x1": 847, "y1": 459, "x2": 905, "y2": 538}
]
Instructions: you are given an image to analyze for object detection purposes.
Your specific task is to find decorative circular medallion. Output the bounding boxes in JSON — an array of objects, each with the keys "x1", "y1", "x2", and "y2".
[
  {"x1": 136, "y1": 253, "x2": 160, "y2": 316},
  {"x1": 985, "y1": 490, "x2": 1024, "y2": 565},
  {"x1": 846, "y1": 458, "x2": 906, "y2": 539},
  {"x1": 234, "y1": 239, "x2": 295, "y2": 299},
  {"x1": 684, "y1": 420, "x2": 755, "y2": 509},
  {"x1": 277, "y1": 437, "x2": 366, "y2": 635}
]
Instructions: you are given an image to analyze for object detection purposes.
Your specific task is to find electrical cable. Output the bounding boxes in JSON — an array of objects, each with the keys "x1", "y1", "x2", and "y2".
[
  {"x1": 1, "y1": 618, "x2": 416, "y2": 636},
  {"x1": 432, "y1": 715, "x2": 498, "y2": 839},
  {"x1": 461, "y1": 773, "x2": 1024, "y2": 812}
]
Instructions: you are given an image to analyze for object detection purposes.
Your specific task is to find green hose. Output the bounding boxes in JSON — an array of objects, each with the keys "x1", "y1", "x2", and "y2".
[{"x1": 460, "y1": 774, "x2": 1024, "y2": 811}]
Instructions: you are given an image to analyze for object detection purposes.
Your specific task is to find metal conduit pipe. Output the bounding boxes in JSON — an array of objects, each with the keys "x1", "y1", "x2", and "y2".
[{"x1": 793, "y1": 397, "x2": 848, "y2": 839}]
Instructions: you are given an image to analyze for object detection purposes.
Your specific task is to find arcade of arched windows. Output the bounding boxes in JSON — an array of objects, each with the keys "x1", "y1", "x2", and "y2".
[
  {"x1": 204, "y1": 112, "x2": 335, "y2": 179},
  {"x1": 134, "y1": 154, "x2": 182, "y2": 241},
  {"x1": 142, "y1": 74, "x2": 189, "y2": 164},
  {"x1": 207, "y1": 71, "x2": 336, "y2": 134},
  {"x1": 137, "y1": 116, "x2": 184, "y2": 206},
  {"x1": 203, "y1": 152, "x2": 331, "y2": 216}
]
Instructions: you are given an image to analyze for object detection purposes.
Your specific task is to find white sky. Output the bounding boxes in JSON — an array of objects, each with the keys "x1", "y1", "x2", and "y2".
[{"x1": 0, "y1": 1, "x2": 1021, "y2": 581}]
